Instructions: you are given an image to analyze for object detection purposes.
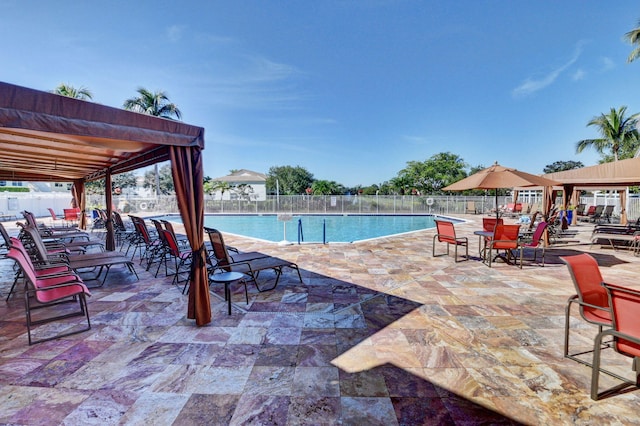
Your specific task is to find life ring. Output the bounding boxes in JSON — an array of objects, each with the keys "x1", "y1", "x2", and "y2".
[
  {"x1": 139, "y1": 202, "x2": 147, "y2": 210},
  {"x1": 426, "y1": 198, "x2": 434, "y2": 206}
]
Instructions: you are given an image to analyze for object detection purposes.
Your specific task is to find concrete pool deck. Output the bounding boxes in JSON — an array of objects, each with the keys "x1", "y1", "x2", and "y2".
[{"x1": 0, "y1": 215, "x2": 638, "y2": 424}]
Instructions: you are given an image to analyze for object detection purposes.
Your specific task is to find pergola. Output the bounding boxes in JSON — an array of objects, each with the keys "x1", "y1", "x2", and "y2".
[
  {"x1": 543, "y1": 157, "x2": 640, "y2": 225},
  {"x1": 0, "y1": 81, "x2": 211, "y2": 325}
]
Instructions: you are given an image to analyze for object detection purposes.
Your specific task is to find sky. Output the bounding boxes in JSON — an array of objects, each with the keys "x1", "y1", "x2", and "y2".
[{"x1": 2, "y1": 1, "x2": 640, "y2": 187}]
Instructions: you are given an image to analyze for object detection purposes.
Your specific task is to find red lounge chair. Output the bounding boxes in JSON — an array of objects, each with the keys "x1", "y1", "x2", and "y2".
[
  {"x1": 432, "y1": 220, "x2": 468, "y2": 262},
  {"x1": 6, "y1": 246, "x2": 91, "y2": 345},
  {"x1": 521, "y1": 221, "x2": 547, "y2": 266}
]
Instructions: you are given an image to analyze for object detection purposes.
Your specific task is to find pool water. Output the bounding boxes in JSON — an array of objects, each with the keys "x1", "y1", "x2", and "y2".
[{"x1": 186, "y1": 214, "x2": 446, "y2": 243}]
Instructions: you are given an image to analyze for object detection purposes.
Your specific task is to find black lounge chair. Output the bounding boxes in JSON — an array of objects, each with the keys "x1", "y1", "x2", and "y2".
[{"x1": 205, "y1": 227, "x2": 302, "y2": 292}]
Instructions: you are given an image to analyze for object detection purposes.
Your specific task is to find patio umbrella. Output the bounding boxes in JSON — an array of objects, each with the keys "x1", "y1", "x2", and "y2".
[{"x1": 443, "y1": 162, "x2": 562, "y2": 219}]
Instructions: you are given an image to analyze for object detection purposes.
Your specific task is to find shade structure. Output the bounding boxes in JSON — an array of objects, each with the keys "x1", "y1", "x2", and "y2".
[
  {"x1": 0, "y1": 81, "x2": 211, "y2": 326},
  {"x1": 443, "y1": 163, "x2": 562, "y2": 218}
]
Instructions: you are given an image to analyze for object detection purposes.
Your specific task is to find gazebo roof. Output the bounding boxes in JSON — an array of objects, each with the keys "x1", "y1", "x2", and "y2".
[{"x1": 0, "y1": 81, "x2": 204, "y2": 182}]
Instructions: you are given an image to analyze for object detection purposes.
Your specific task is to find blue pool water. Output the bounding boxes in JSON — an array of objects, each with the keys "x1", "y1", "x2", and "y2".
[{"x1": 167, "y1": 214, "x2": 454, "y2": 243}]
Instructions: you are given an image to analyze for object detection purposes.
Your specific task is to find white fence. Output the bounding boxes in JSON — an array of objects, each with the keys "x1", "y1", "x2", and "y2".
[{"x1": 6, "y1": 192, "x2": 637, "y2": 222}]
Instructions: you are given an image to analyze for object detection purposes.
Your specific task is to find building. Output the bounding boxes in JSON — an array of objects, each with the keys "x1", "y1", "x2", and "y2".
[{"x1": 209, "y1": 169, "x2": 267, "y2": 201}]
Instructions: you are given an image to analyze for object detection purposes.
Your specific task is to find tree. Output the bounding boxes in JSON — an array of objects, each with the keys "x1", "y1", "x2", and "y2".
[
  {"x1": 123, "y1": 88, "x2": 182, "y2": 120},
  {"x1": 576, "y1": 106, "x2": 640, "y2": 162},
  {"x1": 395, "y1": 152, "x2": 467, "y2": 195},
  {"x1": 85, "y1": 172, "x2": 137, "y2": 195},
  {"x1": 543, "y1": 160, "x2": 584, "y2": 174},
  {"x1": 143, "y1": 164, "x2": 174, "y2": 194},
  {"x1": 266, "y1": 165, "x2": 314, "y2": 195},
  {"x1": 625, "y1": 19, "x2": 640, "y2": 63},
  {"x1": 311, "y1": 180, "x2": 344, "y2": 195},
  {"x1": 233, "y1": 183, "x2": 255, "y2": 201},
  {"x1": 53, "y1": 83, "x2": 93, "y2": 100},
  {"x1": 204, "y1": 180, "x2": 232, "y2": 199}
]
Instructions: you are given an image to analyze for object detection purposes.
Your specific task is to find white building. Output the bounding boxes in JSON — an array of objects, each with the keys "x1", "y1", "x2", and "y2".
[{"x1": 209, "y1": 169, "x2": 267, "y2": 201}]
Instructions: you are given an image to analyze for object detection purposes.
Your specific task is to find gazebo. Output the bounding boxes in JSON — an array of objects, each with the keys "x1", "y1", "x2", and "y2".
[
  {"x1": 0, "y1": 81, "x2": 212, "y2": 325},
  {"x1": 543, "y1": 157, "x2": 640, "y2": 225}
]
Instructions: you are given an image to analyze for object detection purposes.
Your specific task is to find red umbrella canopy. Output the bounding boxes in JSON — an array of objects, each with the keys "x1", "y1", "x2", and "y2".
[{"x1": 443, "y1": 163, "x2": 560, "y2": 191}]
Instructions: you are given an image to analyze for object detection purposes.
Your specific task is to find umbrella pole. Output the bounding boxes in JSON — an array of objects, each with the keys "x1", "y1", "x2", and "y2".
[{"x1": 495, "y1": 190, "x2": 499, "y2": 220}]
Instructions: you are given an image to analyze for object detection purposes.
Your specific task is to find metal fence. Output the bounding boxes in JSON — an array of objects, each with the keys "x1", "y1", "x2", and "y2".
[{"x1": 82, "y1": 193, "x2": 640, "y2": 221}]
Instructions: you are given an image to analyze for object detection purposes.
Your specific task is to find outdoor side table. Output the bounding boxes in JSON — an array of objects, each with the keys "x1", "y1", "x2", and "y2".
[
  {"x1": 473, "y1": 230, "x2": 493, "y2": 261},
  {"x1": 210, "y1": 271, "x2": 249, "y2": 315}
]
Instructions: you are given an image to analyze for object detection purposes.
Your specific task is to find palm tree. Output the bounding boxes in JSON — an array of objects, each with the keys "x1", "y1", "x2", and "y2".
[
  {"x1": 123, "y1": 88, "x2": 182, "y2": 120},
  {"x1": 576, "y1": 106, "x2": 640, "y2": 162},
  {"x1": 625, "y1": 20, "x2": 640, "y2": 63},
  {"x1": 53, "y1": 83, "x2": 93, "y2": 100}
]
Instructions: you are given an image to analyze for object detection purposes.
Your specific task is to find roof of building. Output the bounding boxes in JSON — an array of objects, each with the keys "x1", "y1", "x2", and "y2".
[{"x1": 213, "y1": 169, "x2": 267, "y2": 183}]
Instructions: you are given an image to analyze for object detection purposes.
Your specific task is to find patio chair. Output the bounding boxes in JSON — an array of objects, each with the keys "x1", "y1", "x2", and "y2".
[
  {"x1": 591, "y1": 283, "x2": 640, "y2": 400},
  {"x1": 63, "y1": 208, "x2": 81, "y2": 227},
  {"x1": 465, "y1": 201, "x2": 477, "y2": 214},
  {"x1": 560, "y1": 254, "x2": 614, "y2": 371},
  {"x1": 432, "y1": 219, "x2": 468, "y2": 262},
  {"x1": 602, "y1": 205, "x2": 615, "y2": 223},
  {"x1": 160, "y1": 219, "x2": 190, "y2": 247},
  {"x1": 160, "y1": 229, "x2": 193, "y2": 290},
  {"x1": 111, "y1": 211, "x2": 136, "y2": 248},
  {"x1": 574, "y1": 204, "x2": 586, "y2": 217},
  {"x1": 520, "y1": 221, "x2": 547, "y2": 266},
  {"x1": 205, "y1": 227, "x2": 302, "y2": 292},
  {"x1": 486, "y1": 224, "x2": 521, "y2": 268},
  {"x1": 21, "y1": 210, "x2": 90, "y2": 242},
  {"x1": 128, "y1": 216, "x2": 162, "y2": 269},
  {"x1": 590, "y1": 205, "x2": 605, "y2": 223},
  {"x1": 21, "y1": 225, "x2": 139, "y2": 287},
  {"x1": 5, "y1": 237, "x2": 76, "y2": 301},
  {"x1": 578, "y1": 205, "x2": 596, "y2": 222},
  {"x1": 47, "y1": 208, "x2": 66, "y2": 227},
  {"x1": 6, "y1": 246, "x2": 91, "y2": 345}
]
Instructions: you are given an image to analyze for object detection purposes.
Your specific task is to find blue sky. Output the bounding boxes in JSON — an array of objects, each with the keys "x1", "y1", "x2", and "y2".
[{"x1": 2, "y1": 1, "x2": 640, "y2": 187}]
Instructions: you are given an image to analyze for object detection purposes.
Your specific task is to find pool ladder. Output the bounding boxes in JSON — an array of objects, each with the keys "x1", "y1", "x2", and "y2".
[{"x1": 297, "y1": 218, "x2": 328, "y2": 244}]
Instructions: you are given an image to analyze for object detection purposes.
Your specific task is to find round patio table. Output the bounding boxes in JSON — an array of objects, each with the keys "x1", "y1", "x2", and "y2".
[
  {"x1": 473, "y1": 230, "x2": 493, "y2": 261},
  {"x1": 210, "y1": 271, "x2": 249, "y2": 315}
]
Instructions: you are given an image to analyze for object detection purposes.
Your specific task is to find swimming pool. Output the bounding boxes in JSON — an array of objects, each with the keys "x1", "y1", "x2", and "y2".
[{"x1": 166, "y1": 214, "x2": 458, "y2": 243}]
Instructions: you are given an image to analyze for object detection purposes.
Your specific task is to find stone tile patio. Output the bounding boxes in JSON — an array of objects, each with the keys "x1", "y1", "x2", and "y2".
[{"x1": 0, "y1": 216, "x2": 638, "y2": 425}]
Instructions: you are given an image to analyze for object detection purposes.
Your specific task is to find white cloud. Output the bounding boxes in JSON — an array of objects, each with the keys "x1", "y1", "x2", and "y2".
[
  {"x1": 167, "y1": 25, "x2": 184, "y2": 43},
  {"x1": 402, "y1": 135, "x2": 430, "y2": 145},
  {"x1": 572, "y1": 69, "x2": 586, "y2": 81},
  {"x1": 512, "y1": 42, "x2": 584, "y2": 97},
  {"x1": 600, "y1": 56, "x2": 615, "y2": 72}
]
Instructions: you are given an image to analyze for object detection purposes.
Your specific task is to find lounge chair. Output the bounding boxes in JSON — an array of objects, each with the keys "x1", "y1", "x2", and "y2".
[
  {"x1": 592, "y1": 283, "x2": 640, "y2": 400},
  {"x1": 589, "y1": 205, "x2": 605, "y2": 223},
  {"x1": 205, "y1": 227, "x2": 302, "y2": 292},
  {"x1": 158, "y1": 228, "x2": 194, "y2": 290},
  {"x1": 593, "y1": 218, "x2": 640, "y2": 238},
  {"x1": 579, "y1": 205, "x2": 595, "y2": 221},
  {"x1": 601, "y1": 205, "x2": 615, "y2": 223},
  {"x1": 21, "y1": 211, "x2": 90, "y2": 242},
  {"x1": 591, "y1": 230, "x2": 640, "y2": 251},
  {"x1": 6, "y1": 246, "x2": 92, "y2": 345},
  {"x1": 21, "y1": 225, "x2": 138, "y2": 287},
  {"x1": 432, "y1": 219, "x2": 468, "y2": 262},
  {"x1": 520, "y1": 221, "x2": 547, "y2": 266},
  {"x1": 128, "y1": 216, "x2": 162, "y2": 269},
  {"x1": 5, "y1": 237, "x2": 76, "y2": 301}
]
